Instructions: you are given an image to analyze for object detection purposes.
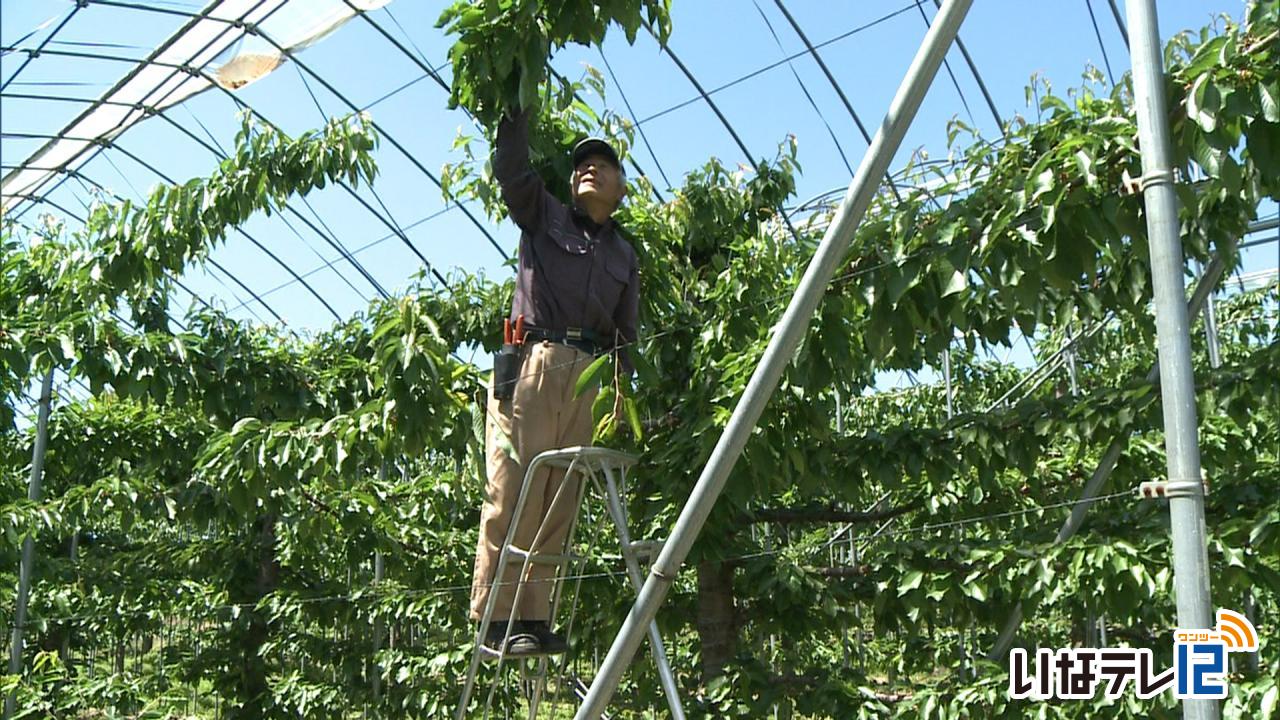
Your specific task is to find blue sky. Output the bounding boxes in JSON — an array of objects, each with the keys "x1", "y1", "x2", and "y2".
[{"x1": 1, "y1": 0, "x2": 1275, "y2": 342}]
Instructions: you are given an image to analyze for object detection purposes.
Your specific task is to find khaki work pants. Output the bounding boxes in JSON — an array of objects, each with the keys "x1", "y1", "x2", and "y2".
[{"x1": 470, "y1": 342, "x2": 600, "y2": 622}]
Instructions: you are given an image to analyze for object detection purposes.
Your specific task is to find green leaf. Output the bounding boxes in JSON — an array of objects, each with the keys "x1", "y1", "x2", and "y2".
[
  {"x1": 623, "y1": 396, "x2": 643, "y2": 440},
  {"x1": 1261, "y1": 685, "x2": 1278, "y2": 719},
  {"x1": 962, "y1": 581, "x2": 987, "y2": 602},
  {"x1": 942, "y1": 268, "x2": 968, "y2": 297},
  {"x1": 1245, "y1": 120, "x2": 1280, "y2": 177},
  {"x1": 1188, "y1": 73, "x2": 1221, "y2": 132},
  {"x1": 898, "y1": 569, "x2": 924, "y2": 595},
  {"x1": 629, "y1": 347, "x2": 659, "y2": 387},
  {"x1": 1027, "y1": 168, "x2": 1055, "y2": 202},
  {"x1": 1191, "y1": 128, "x2": 1223, "y2": 175},
  {"x1": 1074, "y1": 149, "x2": 1097, "y2": 188},
  {"x1": 574, "y1": 353, "x2": 611, "y2": 398},
  {"x1": 1260, "y1": 82, "x2": 1280, "y2": 123}
]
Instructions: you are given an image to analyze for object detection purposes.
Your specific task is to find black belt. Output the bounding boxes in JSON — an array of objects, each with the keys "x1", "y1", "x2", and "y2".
[{"x1": 522, "y1": 326, "x2": 602, "y2": 355}]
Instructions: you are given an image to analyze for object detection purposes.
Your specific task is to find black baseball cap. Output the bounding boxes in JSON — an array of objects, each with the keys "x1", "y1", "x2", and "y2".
[{"x1": 571, "y1": 137, "x2": 622, "y2": 171}]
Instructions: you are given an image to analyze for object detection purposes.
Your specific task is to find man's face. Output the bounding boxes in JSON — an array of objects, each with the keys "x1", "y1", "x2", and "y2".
[{"x1": 571, "y1": 154, "x2": 626, "y2": 210}]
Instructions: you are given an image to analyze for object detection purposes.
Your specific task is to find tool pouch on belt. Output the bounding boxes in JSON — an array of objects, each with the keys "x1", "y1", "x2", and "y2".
[{"x1": 492, "y1": 343, "x2": 520, "y2": 401}]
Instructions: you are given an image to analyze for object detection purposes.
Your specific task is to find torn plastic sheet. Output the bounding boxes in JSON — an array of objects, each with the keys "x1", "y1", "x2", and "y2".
[{"x1": 2, "y1": 0, "x2": 392, "y2": 213}]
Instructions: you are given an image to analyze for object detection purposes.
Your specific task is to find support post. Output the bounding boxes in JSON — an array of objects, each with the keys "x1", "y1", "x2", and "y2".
[
  {"x1": 1200, "y1": 264, "x2": 1222, "y2": 370},
  {"x1": 573, "y1": 2, "x2": 975, "y2": 716},
  {"x1": 5, "y1": 369, "x2": 55, "y2": 720},
  {"x1": 371, "y1": 463, "x2": 388, "y2": 704},
  {"x1": 1127, "y1": 2, "x2": 1217, "y2": 719},
  {"x1": 1065, "y1": 346, "x2": 1080, "y2": 397},
  {"x1": 942, "y1": 347, "x2": 954, "y2": 419}
]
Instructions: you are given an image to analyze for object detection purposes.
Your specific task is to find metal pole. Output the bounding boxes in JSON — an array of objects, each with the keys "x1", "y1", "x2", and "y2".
[
  {"x1": 834, "y1": 390, "x2": 844, "y2": 435},
  {"x1": 942, "y1": 347, "x2": 954, "y2": 419},
  {"x1": 573, "y1": 2, "x2": 975, "y2": 716},
  {"x1": 1127, "y1": 2, "x2": 1216, "y2": 719},
  {"x1": 5, "y1": 369, "x2": 54, "y2": 720},
  {"x1": 598, "y1": 465, "x2": 686, "y2": 720},
  {"x1": 372, "y1": 463, "x2": 387, "y2": 704},
  {"x1": 1200, "y1": 265, "x2": 1222, "y2": 370},
  {"x1": 62, "y1": 528, "x2": 79, "y2": 666},
  {"x1": 1065, "y1": 346, "x2": 1080, "y2": 397}
]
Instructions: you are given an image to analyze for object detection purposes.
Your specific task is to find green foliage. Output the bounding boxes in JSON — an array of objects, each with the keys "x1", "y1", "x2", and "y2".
[
  {"x1": 0, "y1": 111, "x2": 379, "y2": 428},
  {"x1": 437, "y1": 0, "x2": 672, "y2": 127},
  {"x1": 3, "y1": 2, "x2": 1280, "y2": 718},
  {"x1": 441, "y1": 64, "x2": 640, "y2": 223}
]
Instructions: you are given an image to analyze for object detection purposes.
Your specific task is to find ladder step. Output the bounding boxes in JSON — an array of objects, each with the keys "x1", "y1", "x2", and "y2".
[
  {"x1": 505, "y1": 546, "x2": 581, "y2": 566},
  {"x1": 479, "y1": 645, "x2": 503, "y2": 661},
  {"x1": 478, "y1": 644, "x2": 557, "y2": 664}
]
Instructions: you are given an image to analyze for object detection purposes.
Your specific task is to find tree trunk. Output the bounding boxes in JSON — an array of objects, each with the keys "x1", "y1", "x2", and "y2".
[
  {"x1": 696, "y1": 560, "x2": 737, "y2": 682},
  {"x1": 234, "y1": 515, "x2": 279, "y2": 718}
]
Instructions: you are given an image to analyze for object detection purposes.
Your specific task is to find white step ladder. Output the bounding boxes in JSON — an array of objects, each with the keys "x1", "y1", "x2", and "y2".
[{"x1": 456, "y1": 446, "x2": 686, "y2": 720}]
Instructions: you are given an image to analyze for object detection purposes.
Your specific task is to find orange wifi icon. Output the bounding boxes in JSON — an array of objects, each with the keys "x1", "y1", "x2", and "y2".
[{"x1": 1216, "y1": 609, "x2": 1258, "y2": 651}]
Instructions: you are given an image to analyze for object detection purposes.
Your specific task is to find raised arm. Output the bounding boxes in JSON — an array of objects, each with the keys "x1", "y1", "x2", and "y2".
[{"x1": 492, "y1": 108, "x2": 547, "y2": 232}]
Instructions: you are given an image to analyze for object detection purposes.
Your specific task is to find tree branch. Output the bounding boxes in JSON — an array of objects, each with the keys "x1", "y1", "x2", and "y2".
[{"x1": 297, "y1": 486, "x2": 429, "y2": 559}]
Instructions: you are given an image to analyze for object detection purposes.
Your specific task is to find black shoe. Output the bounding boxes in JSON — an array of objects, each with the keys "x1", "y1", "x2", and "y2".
[
  {"x1": 526, "y1": 621, "x2": 567, "y2": 655},
  {"x1": 482, "y1": 621, "x2": 542, "y2": 657}
]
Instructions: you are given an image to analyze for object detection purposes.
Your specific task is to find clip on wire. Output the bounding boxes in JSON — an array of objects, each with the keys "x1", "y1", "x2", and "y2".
[{"x1": 1135, "y1": 479, "x2": 1208, "y2": 500}]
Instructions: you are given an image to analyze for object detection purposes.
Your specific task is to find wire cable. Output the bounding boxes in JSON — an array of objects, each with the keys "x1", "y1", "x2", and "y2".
[
  {"x1": 145, "y1": 108, "x2": 393, "y2": 304},
  {"x1": 769, "y1": 0, "x2": 906, "y2": 205},
  {"x1": 7, "y1": 0, "x2": 284, "y2": 224},
  {"x1": 928, "y1": 0, "x2": 1003, "y2": 131},
  {"x1": 1107, "y1": 0, "x2": 1130, "y2": 49},
  {"x1": 1085, "y1": 0, "x2": 1118, "y2": 85},
  {"x1": 598, "y1": 47, "x2": 674, "y2": 192},
  {"x1": 634, "y1": 1, "x2": 922, "y2": 128},
  {"x1": 0, "y1": 40, "x2": 426, "y2": 306},
  {"x1": 170, "y1": 103, "x2": 373, "y2": 307},
  {"x1": 223, "y1": 204, "x2": 460, "y2": 314},
  {"x1": 2, "y1": 77, "x2": 623, "y2": 318},
  {"x1": 224, "y1": 14, "x2": 505, "y2": 267},
  {"x1": 0, "y1": 3, "x2": 84, "y2": 93},
  {"x1": 49, "y1": 164, "x2": 286, "y2": 324},
  {"x1": 642, "y1": 22, "x2": 807, "y2": 249},
  {"x1": 94, "y1": 141, "x2": 348, "y2": 321},
  {"x1": 914, "y1": 0, "x2": 975, "y2": 125},
  {"x1": 17, "y1": 488, "x2": 1138, "y2": 628},
  {"x1": 751, "y1": 0, "x2": 855, "y2": 178},
  {"x1": 289, "y1": 62, "x2": 435, "y2": 295},
  {"x1": 0, "y1": 7, "x2": 66, "y2": 55}
]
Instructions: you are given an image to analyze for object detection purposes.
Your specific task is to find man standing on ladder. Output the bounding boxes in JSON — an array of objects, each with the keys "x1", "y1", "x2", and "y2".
[{"x1": 469, "y1": 105, "x2": 639, "y2": 656}]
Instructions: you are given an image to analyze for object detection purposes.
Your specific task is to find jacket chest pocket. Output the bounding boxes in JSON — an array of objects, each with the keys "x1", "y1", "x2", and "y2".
[
  {"x1": 594, "y1": 251, "x2": 630, "y2": 314},
  {"x1": 538, "y1": 215, "x2": 593, "y2": 298}
]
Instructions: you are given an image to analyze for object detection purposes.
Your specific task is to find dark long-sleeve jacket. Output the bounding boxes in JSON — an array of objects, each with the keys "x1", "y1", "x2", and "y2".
[{"x1": 493, "y1": 110, "x2": 639, "y2": 370}]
